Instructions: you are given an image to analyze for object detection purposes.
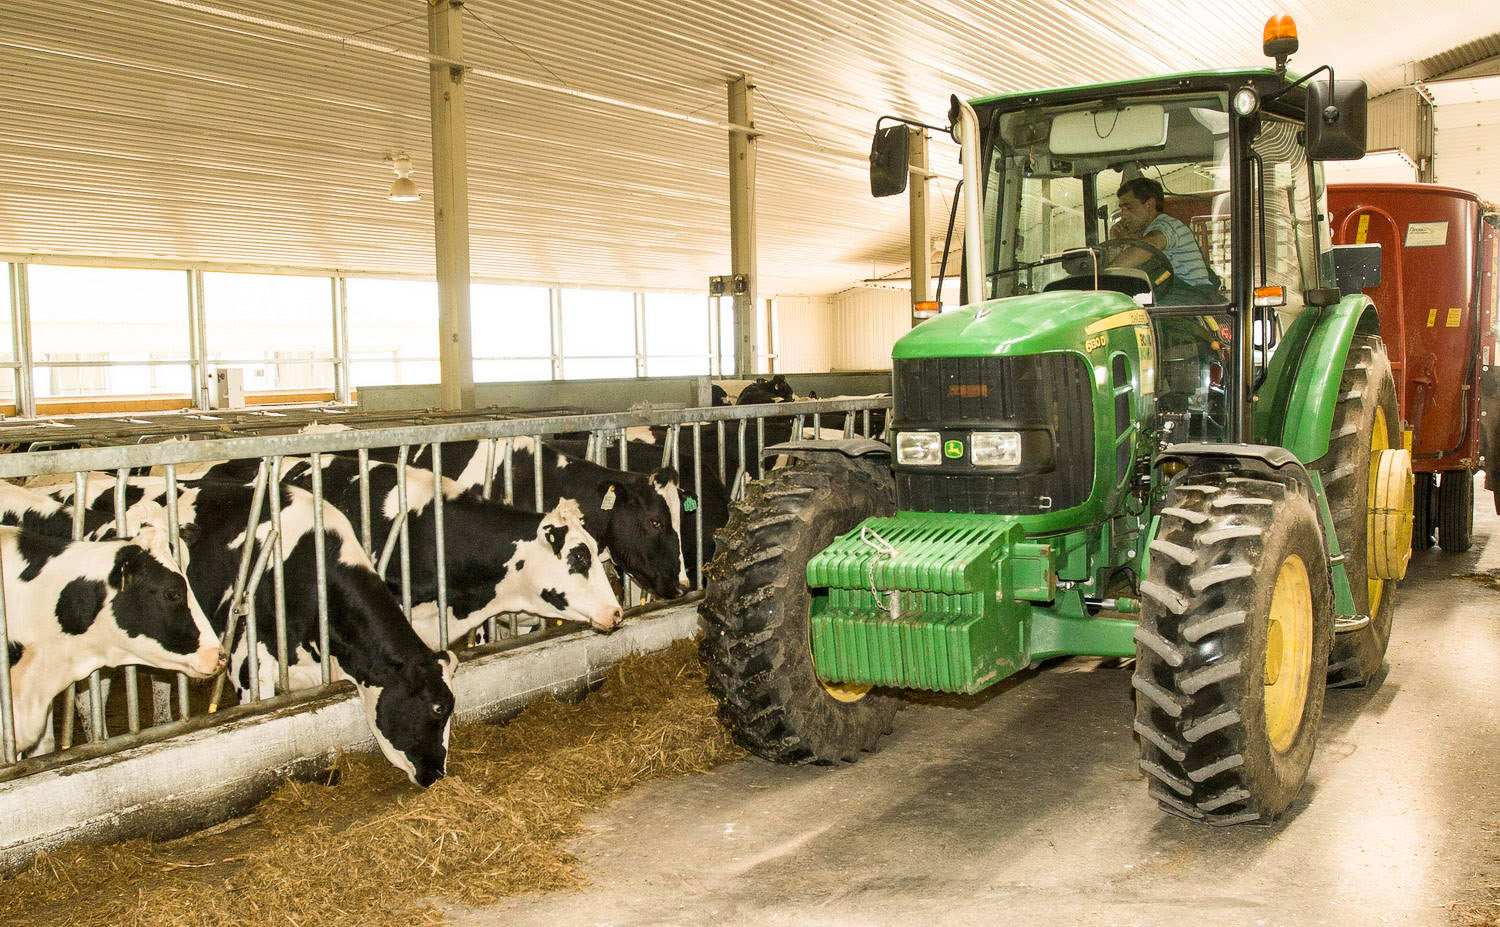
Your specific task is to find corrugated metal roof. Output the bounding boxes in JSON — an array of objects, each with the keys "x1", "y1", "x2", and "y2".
[{"x1": 2, "y1": 1, "x2": 1498, "y2": 296}]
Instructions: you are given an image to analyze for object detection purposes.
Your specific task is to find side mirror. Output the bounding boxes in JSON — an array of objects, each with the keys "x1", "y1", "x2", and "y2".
[
  {"x1": 1332, "y1": 243, "x2": 1382, "y2": 295},
  {"x1": 1306, "y1": 79, "x2": 1368, "y2": 160},
  {"x1": 869, "y1": 125, "x2": 909, "y2": 197}
]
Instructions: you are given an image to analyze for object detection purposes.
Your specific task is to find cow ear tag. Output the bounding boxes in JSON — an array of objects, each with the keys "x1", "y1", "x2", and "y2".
[
  {"x1": 683, "y1": 497, "x2": 698, "y2": 512},
  {"x1": 601, "y1": 486, "x2": 617, "y2": 510}
]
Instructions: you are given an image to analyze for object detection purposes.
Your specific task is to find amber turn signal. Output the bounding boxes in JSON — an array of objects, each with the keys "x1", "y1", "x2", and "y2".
[
  {"x1": 1254, "y1": 285, "x2": 1288, "y2": 308},
  {"x1": 913, "y1": 300, "x2": 941, "y2": 318}
]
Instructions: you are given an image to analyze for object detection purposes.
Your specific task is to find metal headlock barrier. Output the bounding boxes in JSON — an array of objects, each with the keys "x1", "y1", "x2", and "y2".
[{"x1": 0, "y1": 396, "x2": 889, "y2": 778}]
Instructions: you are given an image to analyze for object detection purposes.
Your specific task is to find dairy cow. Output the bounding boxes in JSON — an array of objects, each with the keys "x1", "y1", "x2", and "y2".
[
  {"x1": 367, "y1": 438, "x2": 689, "y2": 600},
  {"x1": 0, "y1": 523, "x2": 224, "y2": 756},
  {"x1": 189, "y1": 455, "x2": 623, "y2": 644},
  {"x1": 46, "y1": 478, "x2": 459, "y2": 786},
  {"x1": 549, "y1": 438, "x2": 729, "y2": 587}
]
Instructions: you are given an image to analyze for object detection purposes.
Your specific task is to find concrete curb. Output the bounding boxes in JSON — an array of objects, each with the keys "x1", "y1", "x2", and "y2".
[{"x1": 0, "y1": 604, "x2": 702, "y2": 874}]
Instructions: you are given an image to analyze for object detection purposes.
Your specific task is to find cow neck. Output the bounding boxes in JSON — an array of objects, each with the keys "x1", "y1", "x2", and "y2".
[{"x1": 319, "y1": 542, "x2": 436, "y2": 688}]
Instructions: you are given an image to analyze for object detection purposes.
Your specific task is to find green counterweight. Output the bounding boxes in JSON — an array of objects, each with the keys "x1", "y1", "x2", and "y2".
[{"x1": 806, "y1": 512, "x2": 1136, "y2": 694}]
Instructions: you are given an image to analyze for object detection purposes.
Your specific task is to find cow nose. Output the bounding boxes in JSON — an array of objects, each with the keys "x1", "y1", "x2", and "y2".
[
  {"x1": 595, "y1": 606, "x2": 623, "y2": 632},
  {"x1": 676, "y1": 580, "x2": 691, "y2": 597}
]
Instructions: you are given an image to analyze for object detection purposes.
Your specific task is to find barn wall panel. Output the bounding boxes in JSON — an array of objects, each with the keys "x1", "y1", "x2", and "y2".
[
  {"x1": 774, "y1": 296, "x2": 834, "y2": 373},
  {"x1": 832, "y1": 287, "x2": 910, "y2": 370}
]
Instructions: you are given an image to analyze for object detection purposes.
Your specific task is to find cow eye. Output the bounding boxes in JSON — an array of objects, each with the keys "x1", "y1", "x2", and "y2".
[
  {"x1": 649, "y1": 519, "x2": 662, "y2": 530},
  {"x1": 164, "y1": 588, "x2": 183, "y2": 603},
  {"x1": 430, "y1": 702, "x2": 448, "y2": 718}
]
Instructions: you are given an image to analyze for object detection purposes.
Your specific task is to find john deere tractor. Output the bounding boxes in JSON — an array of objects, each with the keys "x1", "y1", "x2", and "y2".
[{"x1": 702, "y1": 17, "x2": 1416, "y2": 824}]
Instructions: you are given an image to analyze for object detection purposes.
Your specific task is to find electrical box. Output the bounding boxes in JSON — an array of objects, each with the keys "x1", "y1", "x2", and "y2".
[{"x1": 213, "y1": 368, "x2": 245, "y2": 409}]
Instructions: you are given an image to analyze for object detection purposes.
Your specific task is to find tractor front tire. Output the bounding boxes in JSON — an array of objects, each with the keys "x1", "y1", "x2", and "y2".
[
  {"x1": 1312, "y1": 334, "x2": 1401, "y2": 687},
  {"x1": 1135, "y1": 469, "x2": 1333, "y2": 824},
  {"x1": 701, "y1": 464, "x2": 898, "y2": 764},
  {"x1": 1437, "y1": 471, "x2": 1475, "y2": 553}
]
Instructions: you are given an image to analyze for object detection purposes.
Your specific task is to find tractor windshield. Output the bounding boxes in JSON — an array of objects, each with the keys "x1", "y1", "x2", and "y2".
[{"x1": 982, "y1": 93, "x2": 1232, "y2": 308}]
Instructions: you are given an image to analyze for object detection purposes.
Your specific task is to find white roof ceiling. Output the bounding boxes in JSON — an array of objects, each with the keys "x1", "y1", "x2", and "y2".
[{"x1": 3, "y1": 1, "x2": 1499, "y2": 296}]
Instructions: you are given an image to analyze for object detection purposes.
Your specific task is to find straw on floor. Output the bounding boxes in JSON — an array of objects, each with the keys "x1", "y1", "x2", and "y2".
[{"x1": 0, "y1": 638, "x2": 743, "y2": 927}]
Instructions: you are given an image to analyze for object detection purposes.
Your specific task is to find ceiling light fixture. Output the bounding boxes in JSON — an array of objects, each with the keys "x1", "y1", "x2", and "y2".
[{"x1": 387, "y1": 154, "x2": 421, "y2": 203}]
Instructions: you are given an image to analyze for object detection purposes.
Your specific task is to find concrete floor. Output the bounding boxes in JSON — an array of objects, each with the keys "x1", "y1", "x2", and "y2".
[{"x1": 460, "y1": 491, "x2": 1500, "y2": 927}]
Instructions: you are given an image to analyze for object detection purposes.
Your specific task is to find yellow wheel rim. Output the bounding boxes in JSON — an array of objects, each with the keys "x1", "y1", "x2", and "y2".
[
  {"x1": 821, "y1": 679, "x2": 873, "y2": 702},
  {"x1": 1367, "y1": 406, "x2": 1389, "y2": 615},
  {"x1": 1264, "y1": 554, "x2": 1314, "y2": 753}
]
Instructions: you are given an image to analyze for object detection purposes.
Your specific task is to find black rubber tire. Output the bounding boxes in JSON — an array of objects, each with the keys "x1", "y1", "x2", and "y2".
[
  {"x1": 1411, "y1": 473, "x2": 1436, "y2": 552},
  {"x1": 700, "y1": 463, "x2": 899, "y2": 764},
  {"x1": 1437, "y1": 471, "x2": 1475, "y2": 553},
  {"x1": 1135, "y1": 469, "x2": 1333, "y2": 824},
  {"x1": 1310, "y1": 334, "x2": 1401, "y2": 687}
]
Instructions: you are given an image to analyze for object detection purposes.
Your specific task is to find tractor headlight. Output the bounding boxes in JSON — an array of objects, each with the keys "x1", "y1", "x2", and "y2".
[
  {"x1": 896, "y1": 431, "x2": 942, "y2": 466},
  {"x1": 970, "y1": 431, "x2": 1023, "y2": 466}
]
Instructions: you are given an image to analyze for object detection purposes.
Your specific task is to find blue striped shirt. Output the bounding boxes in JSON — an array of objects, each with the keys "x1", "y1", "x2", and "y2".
[{"x1": 1146, "y1": 213, "x2": 1215, "y2": 288}]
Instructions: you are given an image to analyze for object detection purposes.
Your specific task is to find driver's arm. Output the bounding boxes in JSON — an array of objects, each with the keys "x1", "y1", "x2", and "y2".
[{"x1": 1113, "y1": 229, "x2": 1170, "y2": 268}]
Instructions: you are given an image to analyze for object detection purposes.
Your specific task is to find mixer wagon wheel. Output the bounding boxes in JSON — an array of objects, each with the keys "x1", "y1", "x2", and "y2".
[
  {"x1": 700, "y1": 463, "x2": 899, "y2": 764},
  {"x1": 1437, "y1": 471, "x2": 1474, "y2": 553},
  {"x1": 1311, "y1": 334, "x2": 1403, "y2": 687},
  {"x1": 1411, "y1": 474, "x2": 1436, "y2": 552},
  {"x1": 1134, "y1": 468, "x2": 1333, "y2": 824}
]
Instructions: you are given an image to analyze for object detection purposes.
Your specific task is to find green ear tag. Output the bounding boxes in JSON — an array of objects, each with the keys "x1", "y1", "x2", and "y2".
[{"x1": 683, "y1": 497, "x2": 698, "y2": 512}]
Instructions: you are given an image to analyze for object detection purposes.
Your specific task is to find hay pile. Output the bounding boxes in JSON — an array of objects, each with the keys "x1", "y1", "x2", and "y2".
[{"x1": 0, "y1": 639, "x2": 743, "y2": 927}]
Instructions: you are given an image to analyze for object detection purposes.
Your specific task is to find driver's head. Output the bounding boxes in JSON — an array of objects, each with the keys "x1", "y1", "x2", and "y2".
[{"x1": 1117, "y1": 177, "x2": 1165, "y2": 230}]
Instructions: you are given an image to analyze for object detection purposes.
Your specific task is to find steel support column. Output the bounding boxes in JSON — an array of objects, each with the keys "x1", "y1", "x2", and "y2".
[
  {"x1": 428, "y1": 0, "x2": 475, "y2": 410},
  {"x1": 908, "y1": 127, "x2": 932, "y2": 325},
  {"x1": 187, "y1": 270, "x2": 209, "y2": 410},
  {"x1": 331, "y1": 274, "x2": 352, "y2": 404},
  {"x1": 7, "y1": 263, "x2": 34, "y2": 417},
  {"x1": 727, "y1": 75, "x2": 758, "y2": 377}
]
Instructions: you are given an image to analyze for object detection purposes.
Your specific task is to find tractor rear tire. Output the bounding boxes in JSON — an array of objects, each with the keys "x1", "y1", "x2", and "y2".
[
  {"x1": 1412, "y1": 473, "x2": 1436, "y2": 552},
  {"x1": 1437, "y1": 471, "x2": 1475, "y2": 553},
  {"x1": 1135, "y1": 469, "x2": 1333, "y2": 824},
  {"x1": 1311, "y1": 334, "x2": 1401, "y2": 687},
  {"x1": 700, "y1": 463, "x2": 899, "y2": 764}
]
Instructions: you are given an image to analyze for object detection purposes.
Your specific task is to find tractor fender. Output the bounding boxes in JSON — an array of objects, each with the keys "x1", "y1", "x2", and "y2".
[
  {"x1": 763, "y1": 438, "x2": 892, "y2": 486},
  {"x1": 1149, "y1": 442, "x2": 1322, "y2": 550},
  {"x1": 762, "y1": 438, "x2": 890, "y2": 463},
  {"x1": 1272, "y1": 294, "x2": 1381, "y2": 464}
]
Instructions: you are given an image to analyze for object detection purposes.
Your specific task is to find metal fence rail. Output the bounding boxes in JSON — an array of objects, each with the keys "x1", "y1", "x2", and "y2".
[{"x1": 0, "y1": 396, "x2": 889, "y2": 777}]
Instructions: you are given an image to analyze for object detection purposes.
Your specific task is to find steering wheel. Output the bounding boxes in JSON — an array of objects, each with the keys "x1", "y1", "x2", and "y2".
[
  {"x1": 1060, "y1": 239, "x2": 1176, "y2": 299},
  {"x1": 1101, "y1": 238, "x2": 1176, "y2": 298}
]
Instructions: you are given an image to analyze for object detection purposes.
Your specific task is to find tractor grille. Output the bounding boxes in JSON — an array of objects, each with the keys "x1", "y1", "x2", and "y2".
[{"x1": 892, "y1": 353, "x2": 1094, "y2": 515}]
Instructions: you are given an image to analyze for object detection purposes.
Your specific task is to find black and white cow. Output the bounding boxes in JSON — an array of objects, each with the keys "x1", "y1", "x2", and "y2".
[
  {"x1": 188, "y1": 455, "x2": 623, "y2": 644},
  {"x1": 46, "y1": 477, "x2": 459, "y2": 787},
  {"x1": 549, "y1": 438, "x2": 730, "y2": 586},
  {"x1": 0, "y1": 523, "x2": 224, "y2": 756},
  {"x1": 0, "y1": 481, "x2": 167, "y2": 541},
  {"x1": 736, "y1": 374, "x2": 797, "y2": 405},
  {"x1": 364, "y1": 438, "x2": 689, "y2": 601}
]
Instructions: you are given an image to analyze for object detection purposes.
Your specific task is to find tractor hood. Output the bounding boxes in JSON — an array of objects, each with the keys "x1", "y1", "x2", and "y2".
[{"x1": 892, "y1": 290, "x2": 1144, "y2": 360}]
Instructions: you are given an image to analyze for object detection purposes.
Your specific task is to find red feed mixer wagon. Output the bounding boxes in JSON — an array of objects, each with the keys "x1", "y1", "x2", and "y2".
[{"x1": 1329, "y1": 183, "x2": 1500, "y2": 551}]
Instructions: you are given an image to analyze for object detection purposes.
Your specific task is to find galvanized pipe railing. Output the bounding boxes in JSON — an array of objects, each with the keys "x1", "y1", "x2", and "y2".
[{"x1": 0, "y1": 396, "x2": 889, "y2": 777}]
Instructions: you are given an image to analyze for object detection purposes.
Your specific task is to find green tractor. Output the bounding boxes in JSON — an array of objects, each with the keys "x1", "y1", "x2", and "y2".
[{"x1": 701, "y1": 18, "x2": 1417, "y2": 824}]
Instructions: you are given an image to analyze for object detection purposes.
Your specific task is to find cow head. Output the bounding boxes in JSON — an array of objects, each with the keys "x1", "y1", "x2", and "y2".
[
  {"x1": 360, "y1": 649, "x2": 457, "y2": 787},
  {"x1": 518, "y1": 499, "x2": 623, "y2": 631},
  {"x1": 598, "y1": 476, "x2": 687, "y2": 600},
  {"x1": 103, "y1": 525, "x2": 224, "y2": 677},
  {"x1": 648, "y1": 467, "x2": 690, "y2": 594}
]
